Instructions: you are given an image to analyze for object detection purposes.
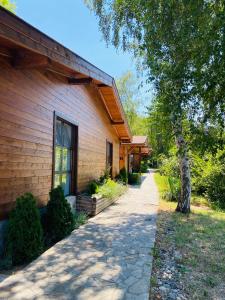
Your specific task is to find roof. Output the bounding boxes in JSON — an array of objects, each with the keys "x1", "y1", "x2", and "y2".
[
  {"x1": 131, "y1": 136, "x2": 148, "y2": 145},
  {"x1": 0, "y1": 6, "x2": 131, "y2": 141}
]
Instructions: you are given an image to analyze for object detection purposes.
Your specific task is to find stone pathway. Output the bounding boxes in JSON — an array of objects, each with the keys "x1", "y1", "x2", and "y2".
[{"x1": 0, "y1": 170, "x2": 159, "y2": 300}]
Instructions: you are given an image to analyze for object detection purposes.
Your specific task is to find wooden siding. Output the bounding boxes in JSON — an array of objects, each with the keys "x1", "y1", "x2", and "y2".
[{"x1": 0, "y1": 58, "x2": 120, "y2": 219}]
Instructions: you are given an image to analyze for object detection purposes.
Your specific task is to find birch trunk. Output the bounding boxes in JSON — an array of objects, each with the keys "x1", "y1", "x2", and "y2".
[{"x1": 174, "y1": 121, "x2": 191, "y2": 213}]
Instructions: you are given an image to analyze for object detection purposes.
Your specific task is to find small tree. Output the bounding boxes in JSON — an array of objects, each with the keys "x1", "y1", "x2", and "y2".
[
  {"x1": 45, "y1": 186, "x2": 74, "y2": 245},
  {"x1": 7, "y1": 193, "x2": 43, "y2": 265}
]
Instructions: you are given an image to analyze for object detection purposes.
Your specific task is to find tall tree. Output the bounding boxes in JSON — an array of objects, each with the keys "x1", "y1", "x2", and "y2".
[
  {"x1": 86, "y1": 0, "x2": 225, "y2": 213},
  {"x1": 0, "y1": 0, "x2": 16, "y2": 12}
]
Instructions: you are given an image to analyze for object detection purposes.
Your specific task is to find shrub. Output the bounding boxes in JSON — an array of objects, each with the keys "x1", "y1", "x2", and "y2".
[
  {"x1": 205, "y1": 165, "x2": 225, "y2": 209},
  {"x1": 191, "y1": 148, "x2": 225, "y2": 208},
  {"x1": 99, "y1": 165, "x2": 111, "y2": 184},
  {"x1": 140, "y1": 159, "x2": 149, "y2": 173},
  {"x1": 97, "y1": 179, "x2": 127, "y2": 200},
  {"x1": 45, "y1": 186, "x2": 74, "y2": 245},
  {"x1": 6, "y1": 193, "x2": 43, "y2": 265},
  {"x1": 158, "y1": 153, "x2": 179, "y2": 178},
  {"x1": 115, "y1": 167, "x2": 128, "y2": 185},
  {"x1": 163, "y1": 176, "x2": 180, "y2": 201},
  {"x1": 73, "y1": 212, "x2": 88, "y2": 229},
  {"x1": 87, "y1": 180, "x2": 99, "y2": 195},
  {"x1": 128, "y1": 173, "x2": 141, "y2": 185}
]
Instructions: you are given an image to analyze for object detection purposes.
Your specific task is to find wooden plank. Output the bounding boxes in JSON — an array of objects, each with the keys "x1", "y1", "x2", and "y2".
[
  {"x1": 13, "y1": 49, "x2": 50, "y2": 69},
  {"x1": 0, "y1": 8, "x2": 113, "y2": 85},
  {"x1": 68, "y1": 77, "x2": 92, "y2": 85}
]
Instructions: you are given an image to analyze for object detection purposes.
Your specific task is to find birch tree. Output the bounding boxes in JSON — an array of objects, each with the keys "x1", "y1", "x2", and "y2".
[{"x1": 85, "y1": 0, "x2": 225, "y2": 213}]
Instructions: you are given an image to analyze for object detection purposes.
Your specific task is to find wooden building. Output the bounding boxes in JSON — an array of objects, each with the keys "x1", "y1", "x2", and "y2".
[
  {"x1": 0, "y1": 7, "x2": 132, "y2": 220},
  {"x1": 123, "y1": 136, "x2": 151, "y2": 172}
]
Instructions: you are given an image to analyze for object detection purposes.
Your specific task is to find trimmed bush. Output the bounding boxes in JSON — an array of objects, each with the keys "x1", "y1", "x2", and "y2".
[
  {"x1": 128, "y1": 173, "x2": 141, "y2": 185},
  {"x1": 87, "y1": 180, "x2": 99, "y2": 195},
  {"x1": 6, "y1": 193, "x2": 43, "y2": 265},
  {"x1": 45, "y1": 186, "x2": 74, "y2": 245},
  {"x1": 115, "y1": 167, "x2": 128, "y2": 185}
]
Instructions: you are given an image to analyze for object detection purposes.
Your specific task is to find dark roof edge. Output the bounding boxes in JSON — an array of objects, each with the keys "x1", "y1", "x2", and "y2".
[{"x1": 0, "y1": 5, "x2": 113, "y2": 85}]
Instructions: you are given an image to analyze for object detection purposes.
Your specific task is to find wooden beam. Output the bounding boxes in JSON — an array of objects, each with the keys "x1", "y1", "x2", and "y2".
[
  {"x1": 97, "y1": 83, "x2": 108, "y2": 87},
  {"x1": 68, "y1": 77, "x2": 92, "y2": 85},
  {"x1": 111, "y1": 120, "x2": 124, "y2": 125},
  {"x1": 12, "y1": 50, "x2": 50, "y2": 69},
  {"x1": 0, "y1": 45, "x2": 11, "y2": 57},
  {"x1": 0, "y1": 8, "x2": 113, "y2": 85}
]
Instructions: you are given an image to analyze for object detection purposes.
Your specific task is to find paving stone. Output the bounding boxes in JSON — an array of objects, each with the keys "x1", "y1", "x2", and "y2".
[{"x1": 0, "y1": 170, "x2": 159, "y2": 299}]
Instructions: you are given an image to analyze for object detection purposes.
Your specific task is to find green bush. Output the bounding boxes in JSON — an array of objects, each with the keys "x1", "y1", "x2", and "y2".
[
  {"x1": 99, "y1": 165, "x2": 111, "y2": 184},
  {"x1": 163, "y1": 176, "x2": 180, "y2": 201},
  {"x1": 115, "y1": 167, "x2": 128, "y2": 185},
  {"x1": 191, "y1": 148, "x2": 225, "y2": 208},
  {"x1": 158, "y1": 152, "x2": 180, "y2": 178},
  {"x1": 6, "y1": 193, "x2": 43, "y2": 265},
  {"x1": 140, "y1": 159, "x2": 148, "y2": 173},
  {"x1": 97, "y1": 179, "x2": 127, "y2": 200},
  {"x1": 45, "y1": 186, "x2": 74, "y2": 245},
  {"x1": 87, "y1": 180, "x2": 99, "y2": 195},
  {"x1": 73, "y1": 212, "x2": 88, "y2": 229},
  {"x1": 128, "y1": 173, "x2": 141, "y2": 185},
  {"x1": 205, "y1": 168, "x2": 225, "y2": 208}
]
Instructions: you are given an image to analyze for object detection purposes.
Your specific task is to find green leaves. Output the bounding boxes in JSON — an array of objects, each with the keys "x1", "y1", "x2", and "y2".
[{"x1": 0, "y1": 0, "x2": 16, "y2": 13}]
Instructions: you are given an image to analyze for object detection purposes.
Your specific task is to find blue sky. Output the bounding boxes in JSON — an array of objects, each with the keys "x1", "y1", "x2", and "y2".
[
  {"x1": 16, "y1": 0, "x2": 134, "y2": 78},
  {"x1": 16, "y1": 0, "x2": 153, "y2": 111}
]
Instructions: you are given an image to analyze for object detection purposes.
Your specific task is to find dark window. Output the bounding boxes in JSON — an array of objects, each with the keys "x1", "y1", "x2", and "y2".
[
  {"x1": 106, "y1": 141, "x2": 113, "y2": 177},
  {"x1": 54, "y1": 117, "x2": 77, "y2": 196}
]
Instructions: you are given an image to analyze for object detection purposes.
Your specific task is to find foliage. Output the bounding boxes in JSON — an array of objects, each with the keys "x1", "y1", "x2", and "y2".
[
  {"x1": 86, "y1": 0, "x2": 225, "y2": 213},
  {"x1": 140, "y1": 158, "x2": 149, "y2": 173},
  {"x1": 44, "y1": 186, "x2": 74, "y2": 245},
  {"x1": 97, "y1": 179, "x2": 127, "y2": 200},
  {"x1": 87, "y1": 180, "x2": 99, "y2": 195},
  {"x1": 6, "y1": 193, "x2": 43, "y2": 265},
  {"x1": 0, "y1": 0, "x2": 16, "y2": 12},
  {"x1": 154, "y1": 173, "x2": 170, "y2": 196},
  {"x1": 115, "y1": 167, "x2": 128, "y2": 185},
  {"x1": 73, "y1": 212, "x2": 88, "y2": 229},
  {"x1": 116, "y1": 71, "x2": 149, "y2": 136},
  {"x1": 158, "y1": 152, "x2": 180, "y2": 179},
  {"x1": 191, "y1": 148, "x2": 225, "y2": 208},
  {"x1": 99, "y1": 165, "x2": 111, "y2": 184},
  {"x1": 128, "y1": 172, "x2": 141, "y2": 185},
  {"x1": 147, "y1": 99, "x2": 173, "y2": 160}
]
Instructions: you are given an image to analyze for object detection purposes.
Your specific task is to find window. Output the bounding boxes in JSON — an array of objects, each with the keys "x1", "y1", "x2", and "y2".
[
  {"x1": 106, "y1": 141, "x2": 113, "y2": 177},
  {"x1": 54, "y1": 116, "x2": 77, "y2": 196}
]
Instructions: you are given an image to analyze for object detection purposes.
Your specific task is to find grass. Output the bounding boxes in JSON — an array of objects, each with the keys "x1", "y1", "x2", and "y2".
[
  {"x1": 151, "y1": 172, "x2": 225, "y2": 300},
  {"x1": 73, "y1": 212, "x2": 88, "y2": 229}
]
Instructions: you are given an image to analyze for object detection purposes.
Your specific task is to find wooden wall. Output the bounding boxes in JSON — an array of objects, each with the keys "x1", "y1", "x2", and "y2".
[{"x1": 0, "y1": 58, "x2": 120, "y2": 219}]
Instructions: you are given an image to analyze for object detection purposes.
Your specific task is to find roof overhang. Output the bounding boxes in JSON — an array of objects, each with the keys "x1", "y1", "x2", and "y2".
[
  {"x1": 122, "y1": 136, "x2": 151, "y2": 155},
  {"x1": 0, "y1": 7, "x2": 131, "y2": 142}
]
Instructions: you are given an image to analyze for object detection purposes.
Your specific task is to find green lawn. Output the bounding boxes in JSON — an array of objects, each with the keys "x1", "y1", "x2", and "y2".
[{"x1": 151, "y1": 172, "x2": 225, "y2": 300}]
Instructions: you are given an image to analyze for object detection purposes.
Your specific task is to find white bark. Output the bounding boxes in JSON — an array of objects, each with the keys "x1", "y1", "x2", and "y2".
[{"x1": 174, "y1": 121, "x2": 191, "y2": 213}]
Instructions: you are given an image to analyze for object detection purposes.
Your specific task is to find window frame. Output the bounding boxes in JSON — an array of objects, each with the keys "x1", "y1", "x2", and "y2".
[
  {"x1": 52, "y1": 111, "x2": 78, "y2": 196},
  {"x1": 106, "y1": 140, "x2": 113, "y2": 177}
]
